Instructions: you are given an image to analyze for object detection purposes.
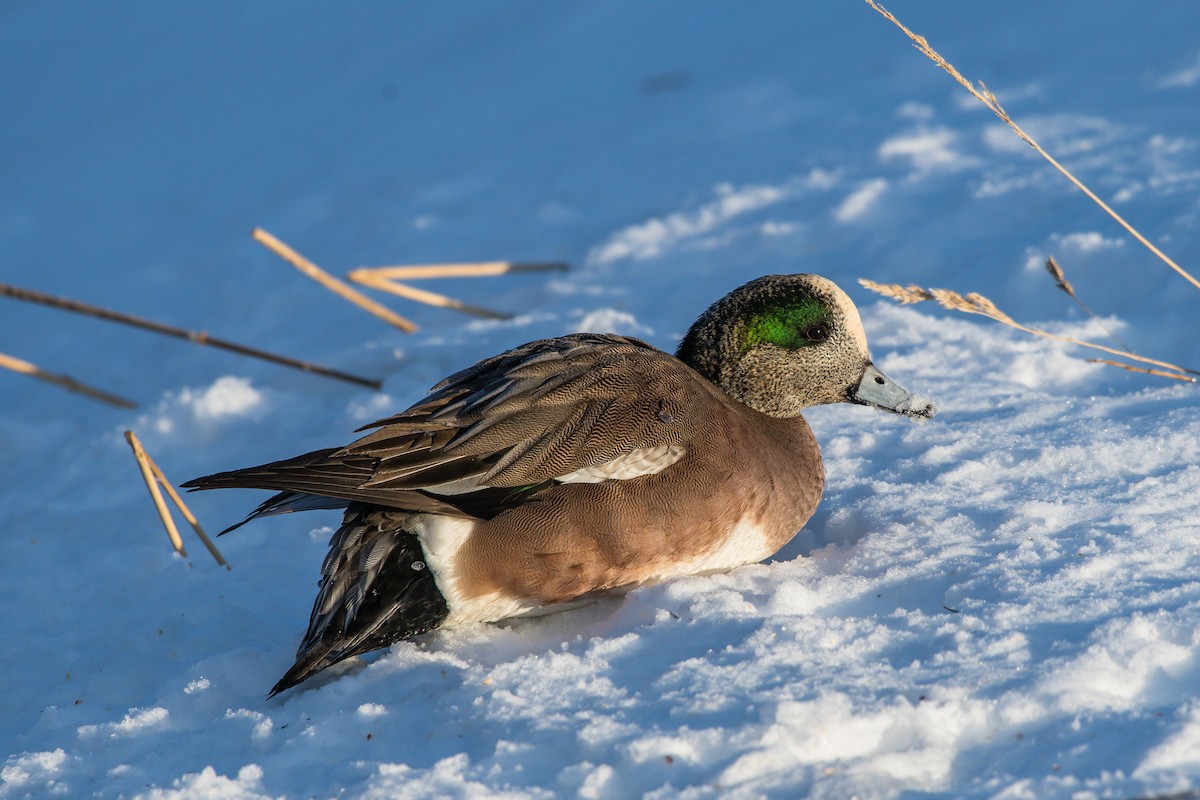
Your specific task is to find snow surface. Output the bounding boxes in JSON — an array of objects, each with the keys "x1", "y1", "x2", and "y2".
[{"x1": 3, "y1": 2, "x2": 1200, "y2": 798}]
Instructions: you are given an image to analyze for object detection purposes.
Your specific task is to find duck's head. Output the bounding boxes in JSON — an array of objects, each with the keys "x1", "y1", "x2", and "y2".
[{"x1": 676, "y1": 274, "x2": 935, "y2": 420}]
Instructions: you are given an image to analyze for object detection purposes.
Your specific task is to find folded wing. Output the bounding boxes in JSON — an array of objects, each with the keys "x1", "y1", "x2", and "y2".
[{"x1": 184, "y1": 334, "x2": 704, "y2": 520}]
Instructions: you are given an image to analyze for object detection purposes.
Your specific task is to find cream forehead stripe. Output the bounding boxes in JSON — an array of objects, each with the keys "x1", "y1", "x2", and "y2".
[{"x1": 807, "y1": 275, "x2": 868, "y2": 355}]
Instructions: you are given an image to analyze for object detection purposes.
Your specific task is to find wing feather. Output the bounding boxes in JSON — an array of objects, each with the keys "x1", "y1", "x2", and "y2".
[{"x1": 186, "y1": 333, "x2": 718, "y2": 518}]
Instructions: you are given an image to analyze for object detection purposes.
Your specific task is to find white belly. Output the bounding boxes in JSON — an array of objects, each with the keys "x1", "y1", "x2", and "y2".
[{"x1": 666, "y1": 516, "x2": 775, "y2": 577}]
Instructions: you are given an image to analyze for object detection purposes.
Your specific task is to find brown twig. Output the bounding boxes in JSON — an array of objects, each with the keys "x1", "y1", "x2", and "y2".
[
  {"x1": 1045, "y1": 257, "x2": 1132, "y2": 353},
  {"x1": 0, "y1": 350, "x2": 137, "y2": 409},
  {"x1": 251, "y1": 228, "x2": 418, "y2": 333},
  {"x1": 0, "y1": 282, "x2": 381, "y2": 390},
  {"x1": 862, "y1": 0, "x2": 1200, "y2": 294},
  {"x1": 859, "y1": 279, "x2": 1196, "y2": 381},
  {"x1": 347, "y1": 270, "x2": 512, "y2": 321},
  {"x1": 126, "y1": 430, "x2": 229, "y2": 568}
]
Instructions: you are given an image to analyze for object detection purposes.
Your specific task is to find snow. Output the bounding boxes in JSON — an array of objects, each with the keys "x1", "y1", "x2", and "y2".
[
  {"x1": 3, "y1": 1, "x2": 1200, "y2": 798},
  {"x1": 834, "y1": 179, "x2": 890, "y2": 224},
  {"x1": 590, "y1": 181, "x2": 800, "y2": 264}
]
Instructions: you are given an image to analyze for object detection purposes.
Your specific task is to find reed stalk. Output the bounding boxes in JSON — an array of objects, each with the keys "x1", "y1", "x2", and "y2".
[
  {"x1": 126, "y1": 430, "x2": 229, "y2": 568},
  {"x1": 0, "y1": 282, "x2": 381, "y2": 390},
  {"x1": 0, "y1": 350, "x2": 137, "y2": 408},
  {"x1": 252, "y1": 228, "x2": 418, "y2": 333}
]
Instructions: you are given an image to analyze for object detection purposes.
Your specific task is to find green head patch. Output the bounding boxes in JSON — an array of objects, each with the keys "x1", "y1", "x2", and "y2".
[{"x1": 739, "y1": 295, "x2": 832, "y2": 352}]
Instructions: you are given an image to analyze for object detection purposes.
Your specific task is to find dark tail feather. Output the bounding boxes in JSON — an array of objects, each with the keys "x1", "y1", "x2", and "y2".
[
  {"x1": 182, "y1": 448, "x2": 371, "y2": 495},
  {"x1": 218, "y1": 491, "x2": 350, "y2": 536},
  {"x1": 183, "y1": 448, "x2": 474, "y2": 519},
  {"x1": 266, "y1": 508, "x2": 450, "y2": 697},
  {"x1": 268, "y1": 644, "x2": 344, "y2": 698}
]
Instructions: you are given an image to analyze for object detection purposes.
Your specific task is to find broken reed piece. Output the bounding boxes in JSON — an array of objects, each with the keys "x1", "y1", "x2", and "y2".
[
  {"x1": 0, "y1": 282, "x2": 381, "y2": 391},
  {"x1": 251, "y1": 228, "x2": 418, "y2": 333},
  {"x1": 858, "y1": 278, "x2": 1198, "y2": 382},
  {"x1": 127, "y1": 431, "x2": 186, "y2": 558},
  {"x1": 0, "y1": 350, "x2": 137, "y2": 409},
  {"x1": 1044, "y1": 257, "x2": 1133, "y2": 353},
  {"x1": 357, "y1": 261, "x2": 569, "y2": 280},
  {"x1": 125, "y1": 430, "x2": 229, "y2": 569},
  {"x1": 348, "y1": 269, "x2": 512, "y2": 321},
  {"x1": 862, "y1": 0, "x2": 1200, "y2": 295},
  {"x1": 1087, "y1": 359, "x2": 1197, "y2": 383},
  {"x1": 347, "y1": 261, "x2": 569, "y2": 321}
]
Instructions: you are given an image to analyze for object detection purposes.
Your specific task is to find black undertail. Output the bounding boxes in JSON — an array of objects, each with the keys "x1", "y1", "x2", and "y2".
[{"x1": 269, "y1": 505, "x2": 450, "y2": 697}]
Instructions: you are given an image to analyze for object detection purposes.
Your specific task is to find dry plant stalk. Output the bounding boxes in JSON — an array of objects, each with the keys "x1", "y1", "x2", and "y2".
[
  {"x1": 0, "y1": 350, "x2": 137, "y2": 409},
  {"x1": 251, "y1": 227, "x2": 418, "y2": 333},
  {"x1": 348, "y1": 262, "x2": 569, "y2": 320},
  {"x1": 859, "y1": 279, "x2": 1196, "y2": 383},
  {"x1": 0, "y1": 281, "x2": 380, "y2": 390},
  {"x1": 1043, "y1": 256, "x2": 1074, "y2": 296},
  {"x1": 347, "y1": 269, "x2": 512, "y2": 321},
  {"x1": 1086, "y1": 359, "x2": 1196, "y2": 383},
  {"x1": 125, "y1": 430, "x2": 229, "y2": 568},
  {"x1": 1044, "y1": 256, "x2": 1132, "y2": 352},
  {"x1": 863, "y1": 0, "x2": 1200, "y2": 294},
  {"x1": 360, "y1": 262, "x2": 569, "y2": 280}
]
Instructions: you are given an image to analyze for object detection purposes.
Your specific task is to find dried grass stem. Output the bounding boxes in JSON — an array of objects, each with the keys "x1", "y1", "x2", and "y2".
[
  {"x1": 859, "y1": 279, "x2": 1196, "y2": 382},
  {"x1": 863, "y1": 0, "x2": 1200, "y2": 293},
  {"x1": 1045, "y1": 257, "x2": 1132, "y2": 352}
]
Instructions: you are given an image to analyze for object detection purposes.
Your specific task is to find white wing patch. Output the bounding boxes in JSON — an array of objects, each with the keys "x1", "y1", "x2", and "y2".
[
  {"x1": 417, "y1": 446, "x2": 687, "y2": 495},
  {"x1": 420, "y1": 473, "x2": 488, "y2": 495},
  {"x1": 555, "y1": 445, "x2": 686, "y2": 484}
]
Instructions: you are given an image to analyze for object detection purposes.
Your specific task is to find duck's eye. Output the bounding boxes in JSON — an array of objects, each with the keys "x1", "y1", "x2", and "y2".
[{"x1": 801, "y1": 322, "x2": 830, "y2": 343}]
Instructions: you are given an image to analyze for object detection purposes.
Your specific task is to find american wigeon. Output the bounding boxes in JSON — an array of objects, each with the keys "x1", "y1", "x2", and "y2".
[{"x1": 185, "y1": 274, "x2": 933, "y2": 696}]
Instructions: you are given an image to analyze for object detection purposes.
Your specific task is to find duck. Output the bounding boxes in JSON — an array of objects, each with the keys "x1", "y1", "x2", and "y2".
[{"x1": 184, "y1": 274, "x2": 934, "y2": 696}]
